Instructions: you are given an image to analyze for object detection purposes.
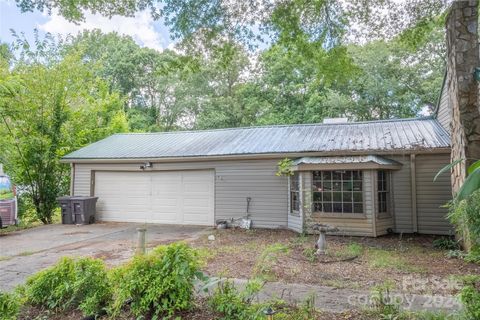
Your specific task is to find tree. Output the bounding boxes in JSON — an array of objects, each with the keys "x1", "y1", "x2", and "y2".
[{"x1": 0, "y1": 37, "x2": 126, "y2": 224}]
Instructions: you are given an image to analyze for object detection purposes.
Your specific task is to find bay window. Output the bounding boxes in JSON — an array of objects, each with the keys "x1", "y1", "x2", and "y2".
[{"x1": 312, "y1": 170, "x2": 363, "y2": 214}]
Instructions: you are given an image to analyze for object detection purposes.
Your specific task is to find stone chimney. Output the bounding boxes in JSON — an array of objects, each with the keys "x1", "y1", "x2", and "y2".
[{"x1": 446, "y1": 0, "x2": 480, "y2": 194}]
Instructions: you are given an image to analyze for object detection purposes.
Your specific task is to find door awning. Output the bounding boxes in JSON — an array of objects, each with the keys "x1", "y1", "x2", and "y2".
[{"x1": 291, "y1": 155, "x2": 402, "y2": 171}]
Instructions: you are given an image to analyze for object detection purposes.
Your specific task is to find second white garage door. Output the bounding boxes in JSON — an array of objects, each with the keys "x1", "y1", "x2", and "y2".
[{"x1": 94, "y1": 170, "x2": 214, "y2": 225}]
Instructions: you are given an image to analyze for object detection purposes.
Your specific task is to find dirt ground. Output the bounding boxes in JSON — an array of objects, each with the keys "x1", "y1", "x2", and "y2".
[
  {"x1": 18, "y1": 301, "x2": 371, "y2": 320},
  {"x1": 191, "y1": 228, "x2": 480, "y2": 295}
]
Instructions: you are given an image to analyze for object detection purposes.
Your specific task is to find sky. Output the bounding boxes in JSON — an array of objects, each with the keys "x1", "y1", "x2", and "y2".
[{"x1": 0, "y1": 0, "x2": 174, "y2": 51}]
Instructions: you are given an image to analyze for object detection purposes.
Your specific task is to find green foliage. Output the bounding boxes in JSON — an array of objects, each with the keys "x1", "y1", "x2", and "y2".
[
  {"x1": 370, "y1": 282, "x2": 401, "y2": 319},
  {"x1": 208, "y1": 279, "x2": 264, "y2": 320},
  {"x1": 458, "y1": 275, "x2": 480, "y2": 319},
  {"x1": 276, "y1": 158, "x2": 294, "y2": 177},
  {"x1": 253, "y1": 243, "x2": 289, "y2": 280},
  {"x1": 334, "y1": 242, "x2": 364, "y2": 258},
  {"x1": 302, "y1": 247, "x2": 317, "y2": 262},
  {"x1": 109, "y1": 242, "x2": 201, "y2": 319},
  {"x1": 0, "y1": 291, "x2": 20, "y2": 320},
  {"x1": 23, "y1": 257, "x2": 111, "y2": 316},
  {"x1": 432, "y1": 237, "x2": 459, "y2": 251},
  {"x1": 448, "y1": 190, "x2": 480, "y2": 260}
]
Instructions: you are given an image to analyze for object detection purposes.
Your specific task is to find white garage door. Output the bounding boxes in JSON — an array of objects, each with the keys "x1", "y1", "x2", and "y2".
[{"x1": 94, "y1": 170, "x2": 214, "y2": 225}]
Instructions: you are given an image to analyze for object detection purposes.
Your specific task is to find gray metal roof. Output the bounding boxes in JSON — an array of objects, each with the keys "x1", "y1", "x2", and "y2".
[
  {"x1": 63, "y1": 117, "x2": 450, "y2": 161},
  {"x1": 292, "y1": 155, "x2": 401, "y2": 167}
]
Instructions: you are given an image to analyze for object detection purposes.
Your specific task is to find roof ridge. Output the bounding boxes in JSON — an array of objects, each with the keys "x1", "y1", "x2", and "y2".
[{"x1": 115, "y1": 116, "x2": 435, "y2": 136}]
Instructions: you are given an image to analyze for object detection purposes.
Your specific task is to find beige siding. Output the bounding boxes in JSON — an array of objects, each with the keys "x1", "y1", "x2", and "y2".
[
  {"x1": 73, "y1": 159, "x2": 288, "y2": 228},
  {"x1": 436, "y1": 81, "x2": 451, "y2": 133},
  {"x1": 389, "y1": 155, "x2": 414, "y2": 233},
  {"x1": 415, "y1": 154, "x2": 453, "y2": 235}
]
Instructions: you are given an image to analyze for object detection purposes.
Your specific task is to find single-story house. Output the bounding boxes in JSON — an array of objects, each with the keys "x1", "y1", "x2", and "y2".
[{"x1": 62, "y1": 88, "x2": 454, "y2": 236}]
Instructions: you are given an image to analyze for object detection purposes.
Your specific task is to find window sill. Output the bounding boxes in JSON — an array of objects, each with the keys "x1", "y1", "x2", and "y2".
[
  {"x1": 311, "y1": 212, "x2": 367, "y2": 219},
  {"x1": 377, "y1": 213, "x2": 391, "y2": 219},
  {"x1": 290, "y1": 211, "x2": 300, "y2": 217}
]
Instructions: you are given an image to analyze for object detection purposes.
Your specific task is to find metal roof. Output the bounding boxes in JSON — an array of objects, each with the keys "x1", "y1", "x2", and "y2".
[
  {"x1": 292, "y1": 155, "x2": 401, "y2": 167},
  {"x1": 63, "y1": 117, "x2": 450, "y2": 161}
]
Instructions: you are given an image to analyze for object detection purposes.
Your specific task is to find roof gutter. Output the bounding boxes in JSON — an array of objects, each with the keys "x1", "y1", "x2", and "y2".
[{"x1": 60, "y1": 148, "x2": 452, "y2": 164}]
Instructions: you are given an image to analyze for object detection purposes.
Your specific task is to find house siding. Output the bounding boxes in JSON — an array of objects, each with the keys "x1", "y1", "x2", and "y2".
[
  {"x1": 72, "y1": 151, "x2": 453, "y2": 236},
  {"x1": 436, "y1": 80, "x2": 452, "y2": 134},
  {"x1": 389, "y1": 154, "x2": 414, "y2": 233},
  {"x1": 73, "y1": 159, "x2": 288, "y2": 229},
  {"x1": 415, "y1": 154, "x2": 453, "y2": 235}
]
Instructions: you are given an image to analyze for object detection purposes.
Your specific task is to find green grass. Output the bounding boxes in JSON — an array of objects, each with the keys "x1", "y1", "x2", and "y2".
[
  {"x1": 367, "y1": 248, "x2": 426, "y2": 273},
  {"x1": 333, "y1": 242, "x2": 364, "y2": 258},
  {"x1": 253, "y1": 243, "x2": 290, "y2": 280},
  {"x1": 0, "y1": 256, "x2": 11, "y2": 261}
]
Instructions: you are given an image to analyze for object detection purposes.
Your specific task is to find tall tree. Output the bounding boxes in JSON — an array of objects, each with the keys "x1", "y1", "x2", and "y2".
[{"x1": 0, "y1": 37, "x2": 127, "y2": 224}]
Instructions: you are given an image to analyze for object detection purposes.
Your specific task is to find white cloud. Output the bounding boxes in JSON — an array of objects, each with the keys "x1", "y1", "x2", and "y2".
[{"x1": 38, "y1": 10, "x2": 166, "y2": 51}]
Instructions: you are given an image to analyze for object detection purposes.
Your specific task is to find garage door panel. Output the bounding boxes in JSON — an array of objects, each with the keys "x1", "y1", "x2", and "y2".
[{"x1": 95, "y1": 170, "x2": 214, "y2": 225}]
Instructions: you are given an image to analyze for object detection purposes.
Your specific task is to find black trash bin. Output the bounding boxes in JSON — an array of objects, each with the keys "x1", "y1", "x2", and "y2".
[
  {"x1": 71, "y1": 197, "x2": 98, "y2": 225},
  {"x1": 57, "y1": 196, "x2": 74, "y2": 224},
  {"x1": 57, "y1": 196, "x2": 98, "y2": 225}
]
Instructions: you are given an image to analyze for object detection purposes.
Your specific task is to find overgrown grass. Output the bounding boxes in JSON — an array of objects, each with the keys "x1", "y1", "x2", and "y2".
[
  {"x1": 367, "y1": 248, "x2": 426, "y2": 273},
  {"x1": 333, "y1": 242, "x2": 363, "y2": 258},
  {"x1": 253, "y1": 243, "x2": 289, "y2": 280}
]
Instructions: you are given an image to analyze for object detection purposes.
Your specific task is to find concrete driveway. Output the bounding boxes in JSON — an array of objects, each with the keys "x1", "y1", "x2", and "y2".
[{"x1": 0, "y1": 223, "x2": 208, "y2": 291}]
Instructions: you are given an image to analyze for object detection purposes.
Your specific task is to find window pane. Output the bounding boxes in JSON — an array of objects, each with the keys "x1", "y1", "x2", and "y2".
[
  {"x1": 323, "y1": 181, "x2": 332, "y2": 191},
  {"x1": 323, "y1": 171, "x2": 332, "y2": 181},
  {"x1": 354, "y1": 203, "x2": 363, "y2": 213},
  {"x1": 313, "y1": 171, "x2": 321, "y2": 180},
  {"x1": 343, "y1": 171, "x2": 352, "y2": 180},
  {"x1": 333, "y1": 171, "x2": 342, "y2": 180},
  {"x1": 313, "y1": 192, "x2": 322, "y2": 202},
  {"x1": 343, "y1": 181, "x2": 353, "y2": 191},
  {"x1": 354, "y1": 171, "x2": 362, "y2": 180},
  {"x1": 343, "y1": 192, "x2": 352, "y2": 202},
  {"x1": 323, "y1": 203, "x2": 332, "y2": 212},
  {"x1": 332, "y1": 181, "x2": 342, "y2": 191},
  {"x1": 353, "y1": 192, "x2": 363, "y2": 202},
  {"x1": 313, "y1": 202, "x2": 322, "y2": 212},
  {"x1": 333, "y1": 202, "x2": 342, "y2": 213},
  {"x1": 343, "y1": 203, "x2": 353, "y2": 213},
  {"x1": 333, "y1": 192, "x2": 342, "y2": 201},
  {"x1": 353, "y1": 181, "x2": 362, "y2": 191},
  {"x1": 313, "y1": 180, "x2": 322, "y2": 191},
  {"x1": 323, "y1": 192, "x2": 332, "y2": 201}
]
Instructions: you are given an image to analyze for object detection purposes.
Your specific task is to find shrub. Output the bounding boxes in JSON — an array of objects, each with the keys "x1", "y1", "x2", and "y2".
[
  {"x1": 208, "y1": 279, "x2": 264, "y2": 320},
  {"x1": 448, "y1": 190, "x2": 480, "y2": 258},
  {"x1": 458, "y1": 275, "x2": 480, "y2": 320},
  {"x1": 109, "y1": 242, "x2": 201, "y2": 318},
  {"x1": 432, "y1": 237, "x2": 459, "y2": 251},
  {"x1": 23, "y1": 257, "x2": 111, "y2": 316},
  {"x1": 0, "y1": 291, "x2": 20, "y2": 320}
]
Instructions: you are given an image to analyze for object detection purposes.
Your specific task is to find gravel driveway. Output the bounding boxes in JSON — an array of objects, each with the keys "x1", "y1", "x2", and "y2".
[{"x1": 0, "y1": 222, "x2": 208, "y2": 291}]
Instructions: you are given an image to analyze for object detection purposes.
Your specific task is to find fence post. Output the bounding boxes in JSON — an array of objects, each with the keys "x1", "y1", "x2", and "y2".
[{"x1": 136, "y1": 227, "x2": 147, "y2": 255}]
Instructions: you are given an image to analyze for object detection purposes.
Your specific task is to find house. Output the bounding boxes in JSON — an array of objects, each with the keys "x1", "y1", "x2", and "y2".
[{"x1": 62, "y1": 111, "x2": 453, "y2": 237}]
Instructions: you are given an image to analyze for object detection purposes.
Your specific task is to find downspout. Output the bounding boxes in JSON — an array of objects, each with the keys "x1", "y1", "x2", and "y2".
[
  {"x1": 299, "y1": 172, "x2": 304, "y2": 233},
  {"x1": 410, "y1": 154, "x2": 418, "y2": 233},
  {"x1": 372, "y1": 170, "x2": 377, "y2": 237},
  {"x1": 70, "y1": 163, "x2": 75, "y2": 196}
]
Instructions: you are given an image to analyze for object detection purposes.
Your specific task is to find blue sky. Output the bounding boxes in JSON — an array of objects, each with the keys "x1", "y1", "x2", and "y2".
[{"x1": 0, "y1": 0, "x2": 174, "y2": 51}]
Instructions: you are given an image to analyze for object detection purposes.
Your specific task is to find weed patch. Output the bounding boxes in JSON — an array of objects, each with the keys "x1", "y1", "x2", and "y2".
[{"x1": 367, "y1": 248, "x2": 425, "y2": 273}]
